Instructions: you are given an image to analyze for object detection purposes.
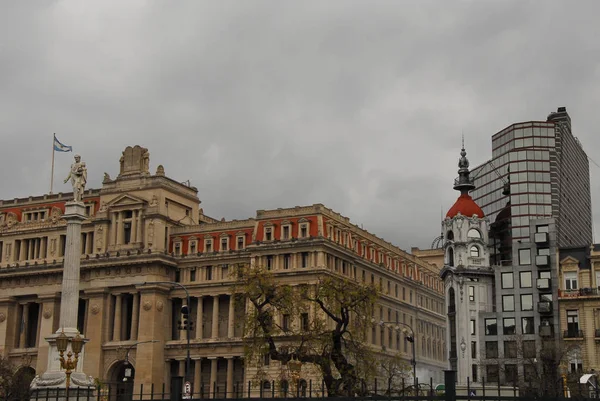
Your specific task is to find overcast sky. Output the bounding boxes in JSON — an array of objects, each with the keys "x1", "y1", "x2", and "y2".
[{"x1": 1, "y1": 1, "x2": 599, "y2": 251}]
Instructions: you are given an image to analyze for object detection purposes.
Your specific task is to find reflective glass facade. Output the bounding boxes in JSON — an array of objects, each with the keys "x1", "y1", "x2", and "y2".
[{"x1": 471, "y1": 123, "x2": 555, "y2": 241}]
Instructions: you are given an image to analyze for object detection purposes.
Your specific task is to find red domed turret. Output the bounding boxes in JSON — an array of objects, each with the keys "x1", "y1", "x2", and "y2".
[{"x1": 446, "y1": 193, "x2": 485, "y2": 218}]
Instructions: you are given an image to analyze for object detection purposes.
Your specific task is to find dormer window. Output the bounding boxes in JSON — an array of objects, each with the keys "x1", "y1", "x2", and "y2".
[
  {"x1": 174, "y1": 242, "x2": 182, "y2": 256},
  {"x1": 264, "y1": 226, "x2": 273, "y2": 241},
  {"x1": 220, "y1": 236, "x2": 229, "y2": 251},
  {"x1": 23, "y1": 210, "x2": 47, "y2": 222},
  {"x1": 205, "y1": 239, "x2": 213, "y2": 253},
  {"x1": 189, "y1": 240, "x2": 197, "y2": 254},
  {"x1": 298, "y1": 219, "x2": 310, "y2": 238},
  {"x1": 237, "y1": 235, "x2": 245, "y2": 250},
  {"x1": 468, "y1": 229, "x2": 481, "y2": 239},
  {"x1": 281, "y1": 223, "x2": 291, "y2": 240}
]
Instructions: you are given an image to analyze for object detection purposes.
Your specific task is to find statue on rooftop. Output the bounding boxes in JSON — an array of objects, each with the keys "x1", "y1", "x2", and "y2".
[{"x1": 64, "y1": 154, "x2": 87, "y2": 202}]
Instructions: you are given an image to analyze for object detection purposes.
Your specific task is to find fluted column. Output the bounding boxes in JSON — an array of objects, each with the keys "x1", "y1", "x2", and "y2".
[
  {"x1": 226, "y1": 357, "x2": 234, "y2": 398},
  {"x1": 130, "y1": 292, "x2": 139, "y2": 340},
  {"x1": 196, "y1": 296, "x2": 204, "y2": 339},
  {"x1": 228, "y1": 295, "x2": 235, "y2": 338},
  {"x1": 209, "y1": 358, "x2": 218, "y2": 397},
  {"x1": 194, "y1": 359, "x2": 202, "y2": 397},
  {"x1": 113, "y1": 294, "x2": 122, "y2": 341},
  {"x1": 212, "y1": 295, "x2": 219, "y2": 339}
]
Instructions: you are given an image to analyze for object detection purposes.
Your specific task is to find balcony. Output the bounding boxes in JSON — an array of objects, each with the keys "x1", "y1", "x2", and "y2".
[
  {"x1": 539, "y1": 325, "x2": 554, "y2": 337},
  {"x1": 563, "y1": 329, "x2": 584, "y2": 339},
  {"x1": 536, "y1": 278, "x2": 551, "y2": 290},
  {"x1": 536, "y1": 255, "x2": 550, "y2": 266},
  {"x1": 538, "y1": 301, "x2": 553, "y2": 313},
  {"x1": 534, "y1": 232, "x2": 549, "y2": 244},
  {"x1": 559, "y1": 288, "x2": 600, "y2": 298}
]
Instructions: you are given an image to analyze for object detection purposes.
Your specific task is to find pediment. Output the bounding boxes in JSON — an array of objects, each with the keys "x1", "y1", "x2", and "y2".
[
  {"x1": 178, "y1": 215, "x2": 195, "y2": 225},
  {"x1": 560, "y1": 256, "x2": 580, "y2": 270},
  {"x1": 106, "y1": 194, "x2": 147, "y2": 208}
]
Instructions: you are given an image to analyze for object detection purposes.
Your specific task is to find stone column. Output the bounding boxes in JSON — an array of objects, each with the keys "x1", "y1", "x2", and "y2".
[
  {"x1": 136, "y1": 210, "x2": 143, "y2": 244},
  {"x1": 179, "y1": 360, "x2": 186, "y2": 377},
  {"x1": 228, "y1": 295, "x2": 235, "y2": 338},
  {"x1": 33, "y1": 238, "x2": 40, "y2": 259},
  {"x1": 130, "y1": 292, "x2": 139, "y2": 340},
  {"x1": 209, "y1": 358, "x2": 218, "y2": 397},
  {"x1": 180, "y1": 298, "x2": 187, "y2": 341},
  {"x1": 226, "y1": 357, "x2": 234, "y2": 398},
  {"x1": 194, "y1": 359, "x2": 202, "y2": 397},
  {"x1": 19, "y1": 240, "x2": 26, "y2": 261},
  {"x1": 58, "y1": 202, "x2": 87, "y2": 331},
  {"x1": 196, "y1": 296, "x2": 203, "y2": 340},
  {"x1": 116, "y1": 212, "x2": 123, "y2": 245},
  {"x1": 131, "y1": 211, "x2": 138, "y2": 244},
  {"x1": 212, "y1": 295, "x2": 219, "y2": 339},
  {"x1": 19, "y1": 303, "x2": 28, "y2": 348},
  {"x1": 113, "y1": 294, "x2": 122, "y2": 341},
  {"x1": 111, "y1": 212, "x2": 117, "y2": 245},
  {"x1": 40, "y1": 237, "x2": 47, "y2": 259}
]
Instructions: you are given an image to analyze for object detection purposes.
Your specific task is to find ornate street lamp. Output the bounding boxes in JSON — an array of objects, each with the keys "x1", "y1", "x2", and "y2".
[
  {"x1": 376, "y1": 320, "x2": 417, "y2": 389},
  {"x1": 55, "y1": 330, "x2": 85, "y2": 389}
]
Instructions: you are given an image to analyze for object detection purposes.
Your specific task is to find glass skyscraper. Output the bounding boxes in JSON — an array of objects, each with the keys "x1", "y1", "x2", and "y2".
[{"x1": 471, "y1": 107, "x2": 592, "y2": 248}]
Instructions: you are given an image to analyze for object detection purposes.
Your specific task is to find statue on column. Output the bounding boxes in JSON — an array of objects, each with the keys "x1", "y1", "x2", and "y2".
[{"x1": 64, "y1": 154, "x2": 87, "y2": 202}]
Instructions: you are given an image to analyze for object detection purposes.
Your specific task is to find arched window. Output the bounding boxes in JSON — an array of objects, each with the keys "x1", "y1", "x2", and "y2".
[
  {"x1": 470, "y1": 246, "x2": 480, "y2": 257},
  {"x1": 446, "y1": 230, "x2": 454, "y2": 241},
  {"x1": 298, "y1": 380, "x2": 308, "y2": 397},
  {"x1": 467, "y1": 229, "x2": 481, "y2": 239},
  {"x1": 262, "y1": 380, "x2": 272, "y2": 398},
  {"x1": 280, "y1": 380, "x2": 289, "y2": 397},
  {"x1": 447, "y1": 247, "x2": 455, "y2": 267}
]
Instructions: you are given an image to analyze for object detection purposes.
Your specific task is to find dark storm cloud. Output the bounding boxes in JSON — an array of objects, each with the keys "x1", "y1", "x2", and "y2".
[{"x1": 1, "y1": 1, "x2": 600, "y2": 249}]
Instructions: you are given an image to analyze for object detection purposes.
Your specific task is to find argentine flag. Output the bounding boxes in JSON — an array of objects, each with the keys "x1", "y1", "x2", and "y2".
[{"x1": 53, "y1": 135, "x2": 72, "y2": 152}]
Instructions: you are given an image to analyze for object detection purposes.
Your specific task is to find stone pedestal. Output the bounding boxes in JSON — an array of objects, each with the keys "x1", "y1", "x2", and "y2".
[{"x1": 30, "y1": 202, "x2": 95, "y2": 399}]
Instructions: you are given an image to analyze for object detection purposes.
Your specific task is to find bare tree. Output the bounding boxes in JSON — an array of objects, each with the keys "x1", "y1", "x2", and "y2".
[
  {"x1": 0, "y1": 355, "x2": 34, "y2": 401},
  {"x1": 236, "y1": 264, "x2": 380, "y2": 397},
  {"x1": 377, "y1": 353, "x2": 411, "y2": 395}
]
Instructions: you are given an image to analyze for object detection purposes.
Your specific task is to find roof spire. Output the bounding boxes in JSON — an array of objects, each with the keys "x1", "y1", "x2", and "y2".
[{"x1": 453, "y1": 141, "x2": 475, "y2": 194}]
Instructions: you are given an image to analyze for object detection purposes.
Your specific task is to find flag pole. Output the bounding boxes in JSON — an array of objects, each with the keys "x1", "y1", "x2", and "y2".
[{"x1": 50, "y1": 133, "x2": 55, "y2": 194}]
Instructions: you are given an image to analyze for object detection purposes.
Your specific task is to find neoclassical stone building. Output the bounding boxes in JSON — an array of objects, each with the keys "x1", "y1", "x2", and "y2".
[{"x1": 0, "y1": 146, "x2": 446, "y2": 395}]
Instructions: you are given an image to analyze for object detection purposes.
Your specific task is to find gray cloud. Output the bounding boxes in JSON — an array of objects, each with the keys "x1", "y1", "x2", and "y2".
[{"x1": 1, "y1": 1, "x2": 600, "y2": 249}]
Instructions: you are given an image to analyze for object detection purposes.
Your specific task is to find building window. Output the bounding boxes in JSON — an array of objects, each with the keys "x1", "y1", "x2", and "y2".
[
  {"x1": 502, "y1": 295, "x2": 515, "y2": 312},
  {"x1": 567, "y1": 310, "x2": 579, "y2": 335},
  {"x1": 190, "y1": 268, "x2": 196, "y2": 282},
  {"x1": 206, "y1": 266, "x2": 212, "y2": 281},
  {"x1": 237, "y1": 236, "x2": 245, "y2": 250},
  {"x1": 174, "y1": 242, "x2": 182, "y2": 256},
  {"x1": 523, "y1": 340, "x2": 536, "y2": 358},
  {"x1": 470, "y1": 319, "x2": 476, "y2": 335},
  {"x1": 524, "y1": 364, "x2": 536, "y2": 381},
  {"x1": 472, "y1": 365, "x2": 478, "y2": 382},
  {"x1": 503, "y1": 318, "x2": 516, "y2": 335},
  {"x1": 467, "y1": 229, "x2": 481, "y2": 239},
  {"x1": 265, "y1": 227, "x2": 272, "y2": 241},
  {"x1": 205, "y1": 239, "x2": 213, "y2": 253},
  {"x1": 282, "y1": 314, "x2": 290, "y2": 332},
  {"x1": 282, "y1": 225, "x2": 291, "y2": 240},
  {"x1": 504, "y1": 341, "x2": 517, "y2": 358},
  {"x1": 485, "y1": 319, "x2": 497, "y2": 335},
  {"x1": 505, "y1": 364, "x2": 518, "y2": 384},
  {"x1": 469, "y1": 286, "x2": 475, "y2": 302},
  {"x1": 221, "y1": 264, "x2": 228, "y2": 279},
  {"x1": 299, "y1": 224, "x2": 308, "y2": 238},
  {"x1": 518, "y1": 249, "x2": 531, "y2": 265},
  {"x1": 266, "y1": 255, "x2": 273, "y2": 270},
  {"x1": 501, "y1": 272, "x2": 514, "y2": 289},
  {"x1": 300, "y1": 313, "x2": 309, "y2": 331},
  {"x1": 485, "y1": 342, "x2": 499, "y2": 359},
  {"x1": 521, "y1": 294, "x2": 533, "y2": 311},
  {"x1": 486, "y1": 364, "x2": 499, "y2": 382},
  {"x1": 520, "y1": 271, "x2": 532, "y2": 288},
  {"x1": 470, "y1": 246, "x2": 480, "y2": 258},
  {"x1": 189, "y1": 241, "x2": 197, "y2": 254},
  {"x1": 301, "y1": 252, "x2": 309, "y2": 268},
  {"x1": 522, "y1": 317, "x2": 534, "y2": 334},
  {"x1": 283, "y1": 254, "x2": 291, "y2": 269},
  {"x1": 564, "y1": 272, "x2": 578, "y2": 290},
  {"x1": 471, "y1": 341, "x2": 477, "y2": 358},
  {"x1": 220, "y1": 237, "x2": 228, "y2": 251}
]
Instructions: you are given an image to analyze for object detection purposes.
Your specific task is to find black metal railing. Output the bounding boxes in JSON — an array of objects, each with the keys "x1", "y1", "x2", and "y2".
[{"x1": 563, "y1": 329, "x2": 584, "y2": 338}]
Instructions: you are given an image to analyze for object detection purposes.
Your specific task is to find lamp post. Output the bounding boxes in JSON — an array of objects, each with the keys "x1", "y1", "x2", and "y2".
[
  {"x1": 141, "y1": 281, "x2": 191, "y2": 385},
  {"x1": 124, "y1": 339, "x2": 160, "y2": 365},
  {"x1": 376, "y1": 320, "x2": 417, "y2": 389},
  {"x1": 55, "y1": 329, "x2": 85, "y2": 389}
]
